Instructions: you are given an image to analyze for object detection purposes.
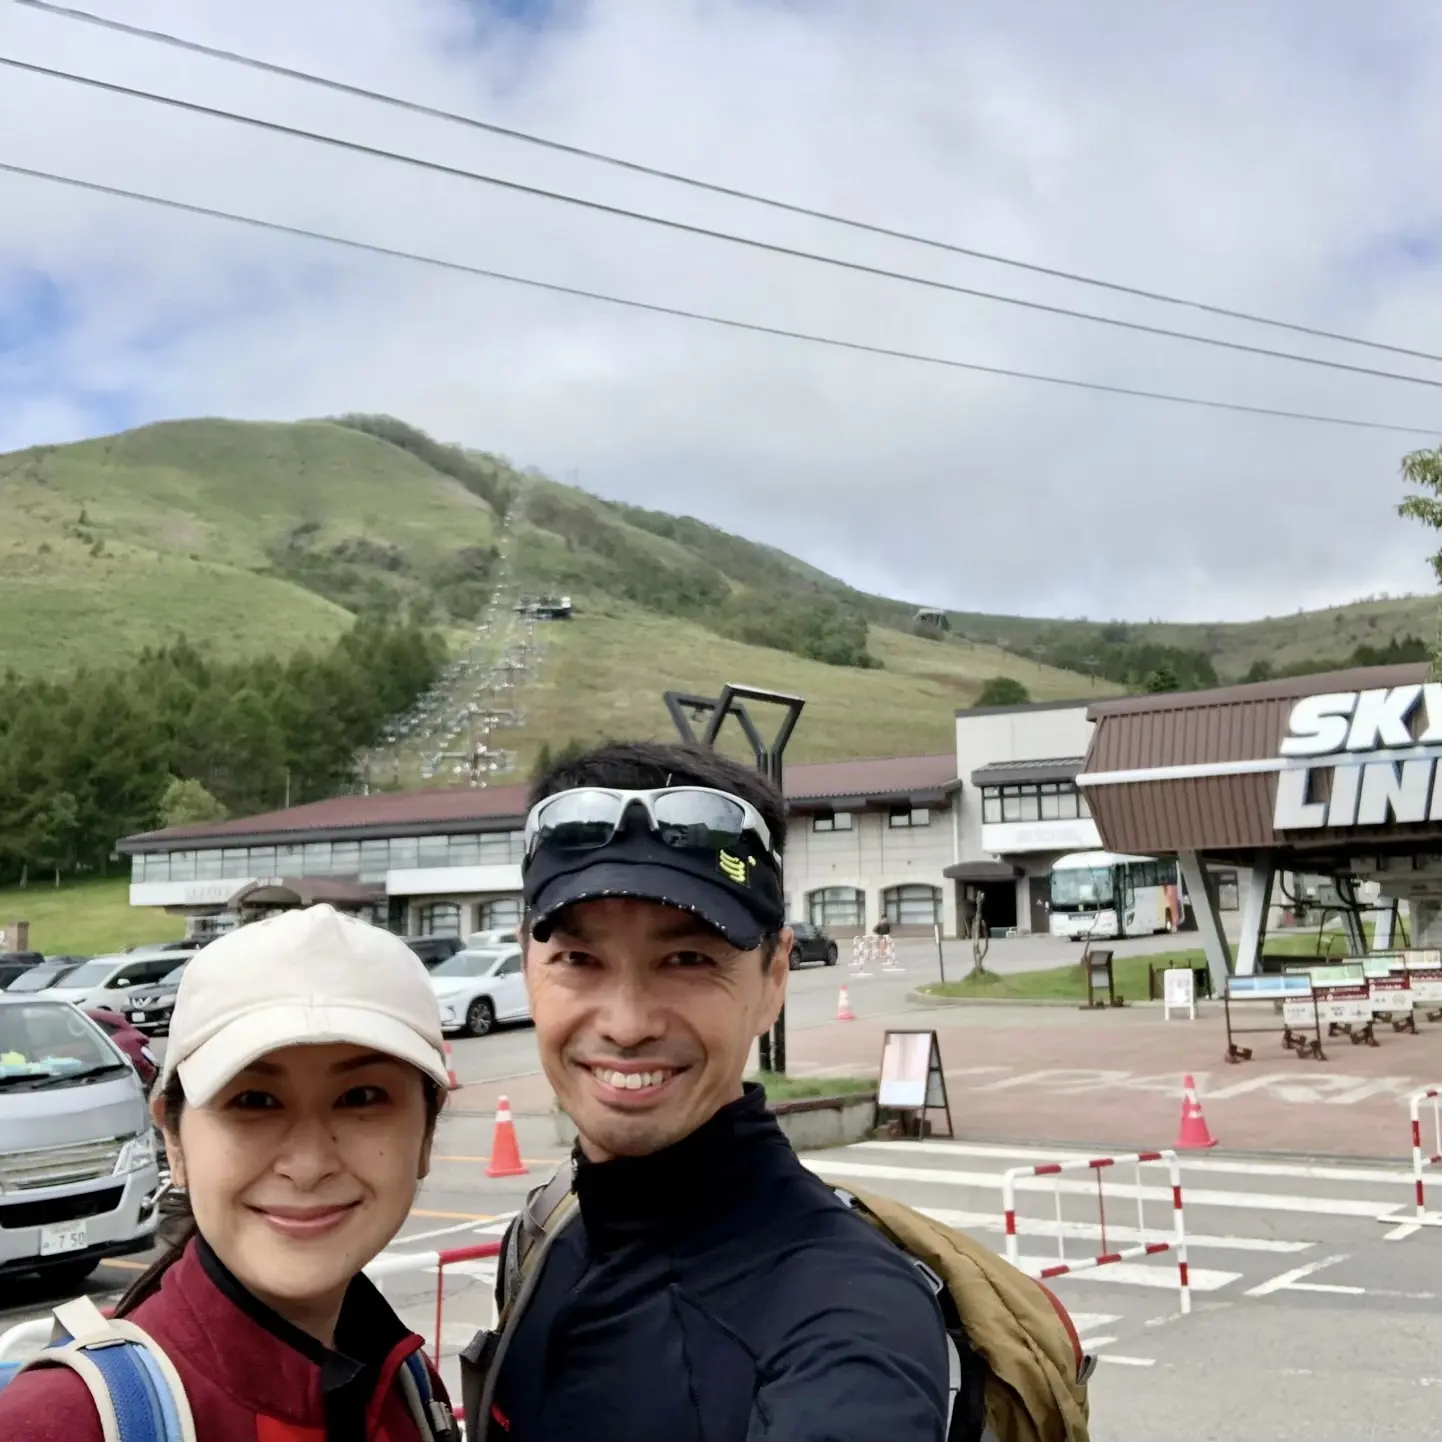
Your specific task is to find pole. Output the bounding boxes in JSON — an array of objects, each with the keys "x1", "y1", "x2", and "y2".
[
  {"x1": 934, "y1": 922, "x2": 946, "y2": 987},
  {"x1": 662, "y1": 684, "x2": 805, "y2": 1074}
]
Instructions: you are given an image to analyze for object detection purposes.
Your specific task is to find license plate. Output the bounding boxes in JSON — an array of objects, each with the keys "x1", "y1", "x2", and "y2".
[
  {"x1": 130, "y1": 1011, "x2": 146, "y2": 1022},
  {"x1": 40, "y1": 1221, "x2": 88, "y2": 1256}
]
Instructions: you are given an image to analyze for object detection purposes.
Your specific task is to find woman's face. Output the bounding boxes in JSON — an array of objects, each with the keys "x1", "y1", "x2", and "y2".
[{"x1": 159, "y1": 1042, "x2": 433, "y2": 1343}]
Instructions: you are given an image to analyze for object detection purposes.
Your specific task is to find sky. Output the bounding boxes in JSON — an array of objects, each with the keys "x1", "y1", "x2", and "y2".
[{"x1": 1, "y1": 0, "x2": 1441, "y2": 623}]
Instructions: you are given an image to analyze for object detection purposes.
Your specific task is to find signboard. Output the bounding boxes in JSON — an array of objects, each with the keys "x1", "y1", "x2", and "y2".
[
  {"x1": 1227, "y1": 974, "x2": 1313, "y2": 999},
  {"x1": 877, "y1": 1029, "x2": 953, "y2": 1137},
  {"x1": 1364, "y1": 958, "x2": 1413, "y2": 1015},
  {"x1": 1163, "y1": 967, "x2": 1195, "y2": 1021},
  {"x1": 1403, "y1": 949, "x2": 1442, "y2": 1005},
  {"x1": 1274, "y1": 683, "x2": 1442, "y2": 831},
  {"x1": 1281, "y1": 962, "x2": 1370, "y2": 1025}
]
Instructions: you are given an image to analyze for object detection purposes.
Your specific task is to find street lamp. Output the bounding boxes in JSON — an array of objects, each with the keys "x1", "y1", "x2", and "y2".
[{"x1": 662, "y1": 684, "x2": 805, "y2": 1074}]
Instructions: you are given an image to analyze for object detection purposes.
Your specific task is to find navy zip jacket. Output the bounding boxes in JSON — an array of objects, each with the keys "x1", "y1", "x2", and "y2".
[{"x1": 485, "y1": 1085, "x2": 950, "y2": 1442}]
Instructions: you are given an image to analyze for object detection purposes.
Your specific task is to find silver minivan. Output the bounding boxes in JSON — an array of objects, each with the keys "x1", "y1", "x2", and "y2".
[{"x1": 0, "y1": 995, "x2": 163, "y2": 1285}]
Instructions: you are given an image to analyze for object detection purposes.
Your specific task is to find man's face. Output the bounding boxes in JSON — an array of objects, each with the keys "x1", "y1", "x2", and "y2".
[{"x1": 525, "y1": 898, "x2": 791, "y2": 1162}]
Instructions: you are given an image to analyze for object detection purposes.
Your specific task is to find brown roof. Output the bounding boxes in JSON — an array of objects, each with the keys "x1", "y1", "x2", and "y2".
[
  {"x1": 1080, "y1": 662, "x2": 1433, "y2": 855},
  {"x1": 120, "y1": 753, "x2": 960, "y2": 852},
  {"x1": 970, "y1": 756, "x2": 1084, "y2": 787}
]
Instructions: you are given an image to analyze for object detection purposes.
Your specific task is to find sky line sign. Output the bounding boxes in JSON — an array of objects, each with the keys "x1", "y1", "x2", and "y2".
[{"x1": 1274, "y1": 684, "x2": 1442, "y2": 830}]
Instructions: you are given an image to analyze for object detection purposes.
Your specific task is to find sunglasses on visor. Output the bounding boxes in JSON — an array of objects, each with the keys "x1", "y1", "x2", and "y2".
[{"x1": 523, "y1": 786, "x2": 778, "y2": 862}]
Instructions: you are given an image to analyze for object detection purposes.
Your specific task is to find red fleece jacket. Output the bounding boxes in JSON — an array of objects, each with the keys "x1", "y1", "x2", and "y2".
[{"x1": 0, "y1": 1240, "x2": 454, "y2": 1442}]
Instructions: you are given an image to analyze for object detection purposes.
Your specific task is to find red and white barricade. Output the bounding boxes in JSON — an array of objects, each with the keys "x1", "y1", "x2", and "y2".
[
  {"x1": 850, "y1": 935, "x2": 875, "y2": 976},
  {"x1": 1001, "y1": 1149, "x2": 1191, "y2": 1315},
  {"x1": 1403, "y1": 1087, "x2": 1442, "y2": 1227},
  {"x1": 365, "y1": 1239, "x2": 502, "y2": 1363}
]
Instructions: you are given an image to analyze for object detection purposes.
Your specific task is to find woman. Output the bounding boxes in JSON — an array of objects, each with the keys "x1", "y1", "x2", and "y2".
[{"x1": 0, "y1": 904, "x2": 461, "y2": 1442}]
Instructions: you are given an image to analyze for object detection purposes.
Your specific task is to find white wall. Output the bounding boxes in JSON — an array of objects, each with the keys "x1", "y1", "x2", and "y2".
[
  {"x1": 784, "y1": 807, "x2": 957, "y2": 936},
  {"x1": 954, "y1": 705, "x2": 1095, "y2": 866}
]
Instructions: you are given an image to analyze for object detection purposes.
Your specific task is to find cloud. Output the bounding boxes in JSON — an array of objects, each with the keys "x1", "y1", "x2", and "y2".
[{"x1": 1, "y1": 0, "x2": 1441, "y2": 622}]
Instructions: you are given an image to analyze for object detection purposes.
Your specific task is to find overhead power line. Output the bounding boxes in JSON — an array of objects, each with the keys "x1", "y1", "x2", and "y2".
[
  {"x1": 1, "y1": 159, "x2": 1436, "y2": 439},
  {"x1": 6, "y1": 53, "x2": 1442, "y2": 397},
  {"x1": 20, "y1": 0, "x2": 1442, "y2": 370}
]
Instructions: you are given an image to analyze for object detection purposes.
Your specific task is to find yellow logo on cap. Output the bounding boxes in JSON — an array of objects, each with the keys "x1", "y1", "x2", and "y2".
[{"x1": 719, "y1": 851, "x2": 747, "y2": 884}]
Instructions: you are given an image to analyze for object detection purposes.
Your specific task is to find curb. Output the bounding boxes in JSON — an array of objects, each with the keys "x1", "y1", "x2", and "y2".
[{"x1": 906, "y1": 989, "x2": 1222, "y2": 1012}]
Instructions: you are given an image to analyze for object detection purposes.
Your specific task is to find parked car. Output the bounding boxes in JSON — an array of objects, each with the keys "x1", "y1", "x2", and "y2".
[
  {"x1": 121, "y1": 961, "x2": 190, "y2": 1037},
  {"x1": 85, "y1": 1008, "x2": 158, "y2": 1087},
  {"x1": 404, "y1": 935, "x2": 467, "y2": 969},
  {"x1": 0, "y1": 952, "x2": 46, "y2": 991},
  {"x1": 787, "y1": 922, "x2": 839, "y2": 969},
  {"x1": 41, "y1": 953, "x2": 189, "y2": 1014},
  {"x1": 0, "y1": 996, "x2": 163, "y2": 1285},
  {"x1": 465, "y1": 928, "x2": 520, "y2": 950},
  {"x1": 5, "y1": 959, "x2": 88, "y2": 993},
  {"x1": 428, "y1": 947, "x2": 529, "y2": 1037}
]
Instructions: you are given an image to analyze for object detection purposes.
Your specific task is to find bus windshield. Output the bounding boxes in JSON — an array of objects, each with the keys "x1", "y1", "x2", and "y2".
[{"x1": 1050, "y1": 866, "x2": 1115, "y2": 909}]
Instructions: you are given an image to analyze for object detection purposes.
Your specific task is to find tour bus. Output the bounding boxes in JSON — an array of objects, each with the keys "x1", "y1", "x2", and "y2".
[{"x1": 1047, "y1": 850, "x2": 1185, "y2": 940}]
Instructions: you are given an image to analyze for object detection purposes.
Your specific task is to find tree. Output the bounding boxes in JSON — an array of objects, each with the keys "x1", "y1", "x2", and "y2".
[
  {"x1": 1144, "y1": 665, "x2": 1180, "y2": 693},
  {"x1": 157, "y1": 777, "x2": 230, "y2": 830},
  {"x1": 1399, "y1": 444, "x2": 1442, "y2": 678},
  {"x1": 973, "y1": 677, "x2": 1030, "y2": 707}
]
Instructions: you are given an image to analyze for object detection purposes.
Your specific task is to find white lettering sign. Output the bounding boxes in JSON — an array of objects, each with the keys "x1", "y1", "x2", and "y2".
[{"x1": 1274, "y1": 686, "x2": 1442, "y2": 831}]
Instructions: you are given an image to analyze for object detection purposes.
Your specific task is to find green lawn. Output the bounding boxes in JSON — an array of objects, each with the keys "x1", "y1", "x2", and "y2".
[
  {"x1": 0, "y1": 876, "x2": 182, "y2": 956},
  {"x1": 749, "y1": 1072, "x2": 877, "y2": 1101},
  {"x1": 919, "y1": 933, "x2": 1355, "y2": 1003}
]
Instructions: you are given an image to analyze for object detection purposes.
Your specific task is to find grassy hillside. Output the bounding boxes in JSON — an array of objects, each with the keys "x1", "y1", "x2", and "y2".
[
  {"x1": 511, "y1": 603, "x2": 1121, "y2": 771},
  {"x1": 0, "y1": 877, "x2": 183, "y2": 955}
]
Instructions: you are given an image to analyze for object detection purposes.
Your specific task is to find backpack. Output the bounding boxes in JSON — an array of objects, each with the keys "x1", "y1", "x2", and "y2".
[
  {"x1": 463, "y1": 1166, "x2": 1092, "y2": 1442},
  {"x1": 1, "y1": 1295, "x2": 456, "y2": 1442}
]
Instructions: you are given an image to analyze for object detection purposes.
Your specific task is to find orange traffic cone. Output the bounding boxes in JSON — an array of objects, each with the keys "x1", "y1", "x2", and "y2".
[
  {"x1": 486, "y1": 1095, "x2": 528, "y2": 1178},
  {"x1": 837, "y1": 986, "x2": 855, "y2": 1022},
  {"x1": 443, "y1": 1042, "x2": 460, "y2": 1092},
  {"x1": 1176, "y1": 1074, "x2": 1217, "y2": 1150}
]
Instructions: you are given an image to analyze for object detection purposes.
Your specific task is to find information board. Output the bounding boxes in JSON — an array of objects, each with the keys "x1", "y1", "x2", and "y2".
[
  {"x1": 1163, "y1": 968, "x2": 1195, "y2": 1020},
  {"x1": 1403, "y1": 950, "x2": 1442, "y2": 1005}
]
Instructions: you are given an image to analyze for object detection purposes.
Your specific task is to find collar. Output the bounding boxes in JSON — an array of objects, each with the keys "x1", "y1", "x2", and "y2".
[
  {"x1": 572, "y1": 1083, "x2": 790, "y2": 1251},
  {"x1": 160, "y1": 1236, "x2": 421, "y2": 1437}
]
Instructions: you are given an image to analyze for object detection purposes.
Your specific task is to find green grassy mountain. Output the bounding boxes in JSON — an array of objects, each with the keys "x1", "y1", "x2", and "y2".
[{"x1": 0, "y1": 414, "x2": 1432, "y2": 769}]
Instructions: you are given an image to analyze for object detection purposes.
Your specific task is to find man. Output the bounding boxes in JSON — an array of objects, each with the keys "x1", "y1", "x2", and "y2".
[{"x1": 463, "y1": 740, "x2": 951, "y2": 1441}]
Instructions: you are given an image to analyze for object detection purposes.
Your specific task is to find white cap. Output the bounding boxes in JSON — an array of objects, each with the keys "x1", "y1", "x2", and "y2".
[{"x1": 161, "y1": 904, "x2": 449, "y2": 1107}]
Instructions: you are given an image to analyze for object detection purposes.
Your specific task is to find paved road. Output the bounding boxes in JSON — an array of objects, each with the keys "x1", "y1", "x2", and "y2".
[{"x1": 7, "y1": 1112, "x2": 1442, "y2": 1438}]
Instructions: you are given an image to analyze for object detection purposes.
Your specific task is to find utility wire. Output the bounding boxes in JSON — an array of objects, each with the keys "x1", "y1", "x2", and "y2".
[
  {"x1": 20, "y1": 0, "x2": 1442, "y2": 369},
  {"x1": 6, "y1": 52, "x2": 1442, "y2": 397},
  {"x1": 2, "y1": 159, "x2": 1436, "y2": 439}
]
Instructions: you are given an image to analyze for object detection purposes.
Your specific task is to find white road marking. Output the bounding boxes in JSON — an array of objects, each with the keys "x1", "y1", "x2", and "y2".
[
  {"x1": 1068, "y1": 1313, "x2": 1121, "y2": 1333},
  {"x1": 1245, "y1": 1254, "x2": 1349, "y2": 1297},
  {"x1": 1078, "y1": 1336, "x2": 1117, "y2": 1350},
  {"x1": 919, "y1": 1205, "x2": 1312, "y2": 1254},
  {"x1": 396, "y1": 1219, "x2": 501, "y2": 1246},
  {"x1": 807, "y1": 1159, "x2": 1405, "y2": 1219},
  {"x1": 1098, "y1": 1355, "x2": 1155, "y2": 1367},
  {"x1": 851, "y1": 1140, "x2": 1413, "y2": 1187},
  {"x1": 1385, "y1": 1222, "x2": 1422, "y2": 1240}
]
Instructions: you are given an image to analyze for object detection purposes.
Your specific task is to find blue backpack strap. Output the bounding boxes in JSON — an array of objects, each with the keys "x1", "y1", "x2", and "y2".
[
  {"x1": 399, "y1": 1349, "x2": 459, "y2": 1441},
  {"x1": 15, "y1": 1297, "x2": 194, "y2": 1442}
]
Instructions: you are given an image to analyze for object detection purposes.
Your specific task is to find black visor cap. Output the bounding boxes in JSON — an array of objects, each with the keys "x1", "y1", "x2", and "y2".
[{"x1": 523, "y1": 825, "x2": 785, "y2": 951}]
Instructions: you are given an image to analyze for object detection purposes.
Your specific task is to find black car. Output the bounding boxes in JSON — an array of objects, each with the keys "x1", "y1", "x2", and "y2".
[
  {"x1": 4, "y1": 958, "x2": 87, "y2": 993},
  {"x1": 404, "y1": 935, "x2": 466, "y2": 969},
  {"x1": 0, "y1": 951, "x2": 46, "y2": 990},
  {"x1": 788, "y1": 922, "x2": 839, "y2": 969},
  {"x1": 124, "y1": 960, "x2": 191, "y2": 1036}
]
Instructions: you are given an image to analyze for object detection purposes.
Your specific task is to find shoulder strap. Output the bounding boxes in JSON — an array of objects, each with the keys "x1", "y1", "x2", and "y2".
[
  {"x1": 18, "y1": 1296, "x2": 195, "y2": 1442},
  {"x1": 397, "y1": 1350, "x2": 460, "y2": 1442},
  {"x1": 501, "y1": 1161, "x2": 576, "y2": 1313}
]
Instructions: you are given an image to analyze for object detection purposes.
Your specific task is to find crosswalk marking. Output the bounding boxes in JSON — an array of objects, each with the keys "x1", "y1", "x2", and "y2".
[
  {"x1": 917, "y1": 1206, "x2": 1312, "y2": 1255},
  {"x1": 807, "y1": 1158, "x2": 1405, "y2": 1220}
]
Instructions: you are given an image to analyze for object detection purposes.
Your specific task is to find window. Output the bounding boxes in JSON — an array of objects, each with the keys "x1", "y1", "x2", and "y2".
[
  {"x1": 390, "y1": 838, "x2": 419, "y2": 871},
  {"x1": 418, "y1": 835, "x2": 451, "y2": 869},
  {"x1": 448, "y1": 835, "x2": 481, "y2": 867},
  {"x1": 302, "y1": 842, "x2": 333, "y2": 876},
  {"x1": 419, "y1": 903, "x2": 462, "y2": 938},
  {"x1": 884, "y1": 885, "x2": 941, "y2": 927},
  {"x1": 479, "y1": 831, "x2": 524, "y2": 865},
  {"x1": 494, "y1": 952, "x2": 523, "y2": 977},
  {"x1": 359, "y1": 841, "x2": 390, "y2": 882},
  {"x1": 480, "y1": 896, "x2": 524, "y2": 930},
  {"x1": 809, "y1": 887, "x2": 865, "y2": 930},
  {"x1": 221, "y1": 849, "x2": 250, "y2": 876},
  {"x1": 331, "y1": 841, "x2": 360, "y2": 876},
  {"x1": 276, "y1": 844, "x2": 303, "y2": 876},
  {"x1": 194, "y1": 850, "x2": 223, "y2": 880},
  {"x1": 812, "y1": 811, "x2": 854, "y2": 833},
  {"x1": 169, "y1": 851, "x2": 196, "y2": 882},
  {"x1": 248, "y1": 846, "x2": 277, "y2": 877},
  {"x1": 888, "y1": 807, "x2": 931, "y2": 828},
  {"x1": 984, "y1": 781, "x2": 1084, "y2": 825}
]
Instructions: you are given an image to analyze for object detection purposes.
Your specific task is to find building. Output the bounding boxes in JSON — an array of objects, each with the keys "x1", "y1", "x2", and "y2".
[
  {"x1": 118, "y1": 753, "x2": 966, "y2": 940},
  {"x1": 1077, "y1": 662, "x2": 1428, "y2": 989}
]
